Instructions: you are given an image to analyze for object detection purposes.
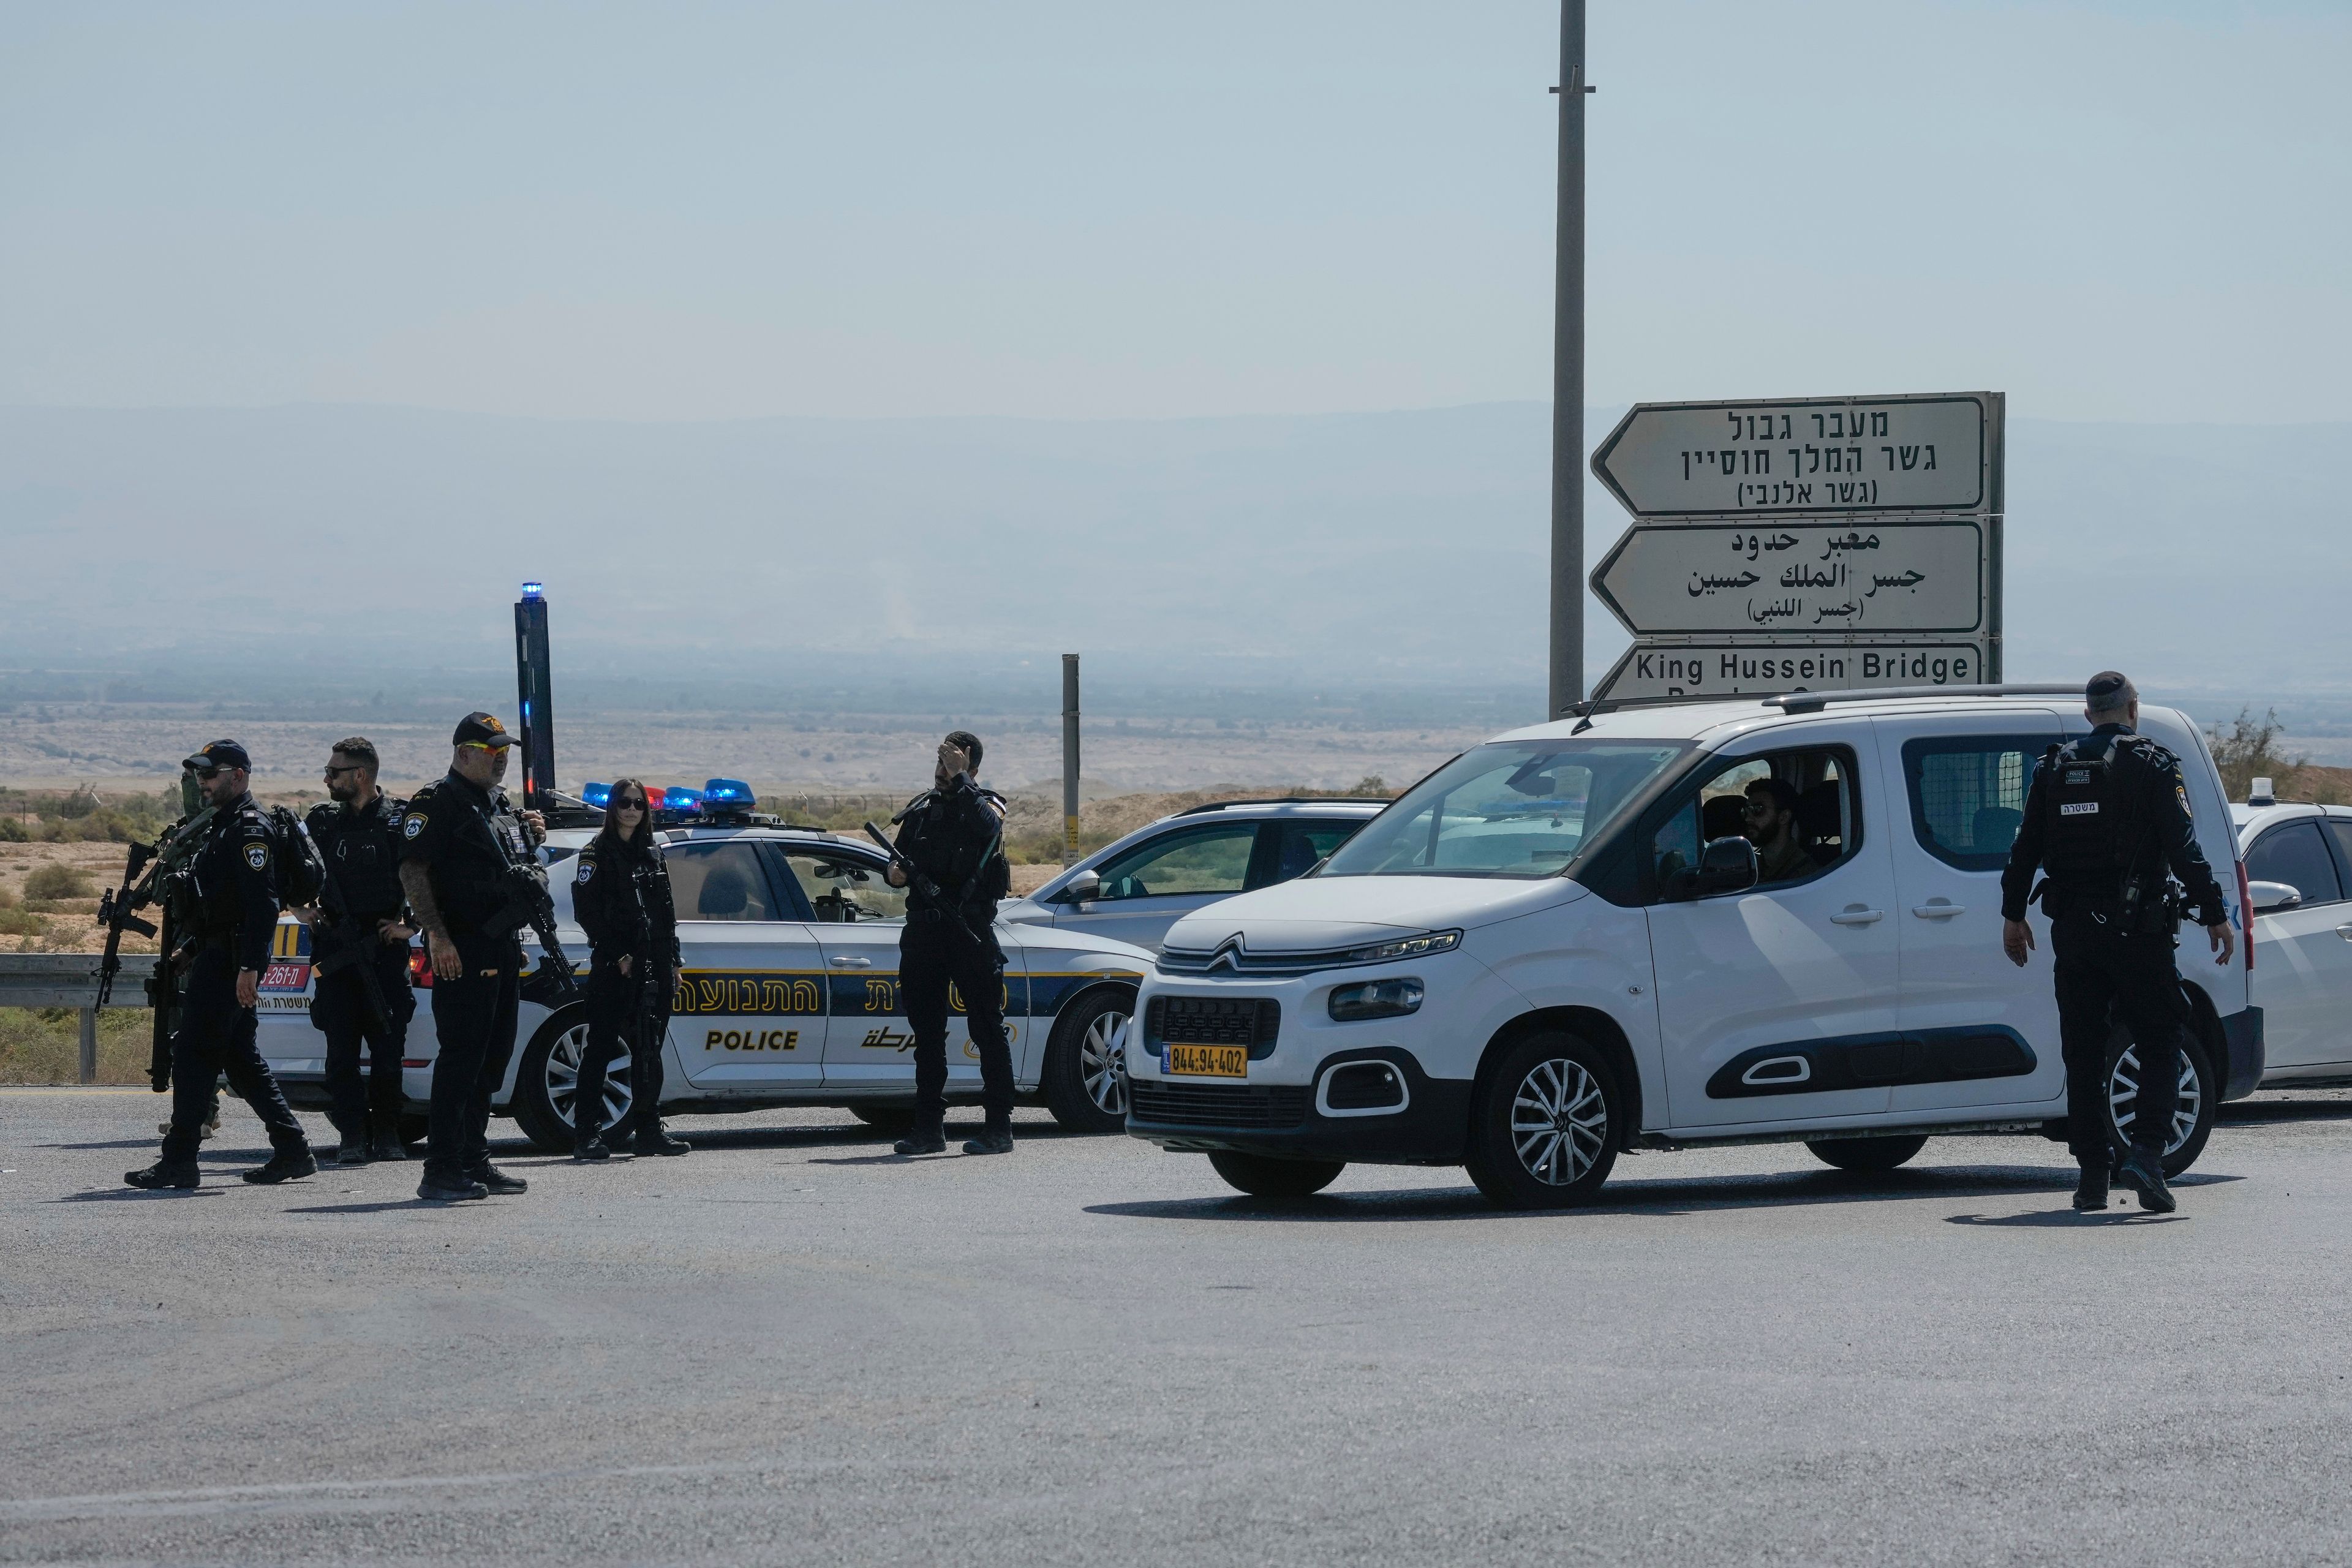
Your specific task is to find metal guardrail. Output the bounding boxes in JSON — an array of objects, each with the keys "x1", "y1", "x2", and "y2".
[{"x1": 0, "y1": 954, "x2": 158, "y2": 1084}]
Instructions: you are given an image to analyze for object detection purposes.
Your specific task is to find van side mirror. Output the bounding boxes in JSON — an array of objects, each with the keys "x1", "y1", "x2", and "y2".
[
  {"x1": 1058, "y1": 869, "x2": 1101, "y2": 905},
  {"x1": 2248, "y1": 879, "x2": 2302, "y2": 914},
  {"x1": 1695, "y1": 836, "x2": 1760, "y2": 897}
]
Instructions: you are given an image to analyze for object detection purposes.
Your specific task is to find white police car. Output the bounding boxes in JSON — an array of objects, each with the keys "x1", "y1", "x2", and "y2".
[
  {"x1": 1126, "y1": 689, "x2": 2259, "y2": 1207},
  {"x1": 1001, "y1": 798, "x2": 1382, "y2": 953},
  {"x1": 2231, "y1": 779, "x2": 2352, "y2": 1082},
  {"x1": 255, "y1": 781, "x2": 1153, "y2": 1142}
]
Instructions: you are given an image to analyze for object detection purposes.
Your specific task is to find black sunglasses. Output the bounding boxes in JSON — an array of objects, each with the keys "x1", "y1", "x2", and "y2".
[
  {"x1": 192, "y1": 766, "x2": 222, "y2": 781},
  {"x1": 323, "y1": 763, "x2": 365, "y2": 777}
]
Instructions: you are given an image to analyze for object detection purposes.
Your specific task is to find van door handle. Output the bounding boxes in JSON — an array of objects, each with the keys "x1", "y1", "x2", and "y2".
[
  {"x1": 2337, "y1": 924, "x2": 2352, "y2": 941},
  {"x1": 1912, "y1": 903, "x2": 1967, "y2": 919},
  {"x1": 828, "y1": 956, "x2": 873, "y2": 968},
  {"x1": 1829, "y1": 907, "x2": 1885, "y2": 925}
]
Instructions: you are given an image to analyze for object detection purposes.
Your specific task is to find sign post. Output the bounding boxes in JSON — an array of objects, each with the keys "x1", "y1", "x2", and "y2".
[{"x1": 1586, "y1": 391, "x2": 2003, "y2": 704}]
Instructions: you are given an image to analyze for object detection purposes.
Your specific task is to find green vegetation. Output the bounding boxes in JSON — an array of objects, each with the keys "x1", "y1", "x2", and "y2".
[
  {"x1": 2206, "y1": 708, "x2": 2350, "y2": 806},
  {"x1": 23, "y1": 863, "x2": 96, "y2": 901},
  {"x1": 0, "y1": 1006, "x2": 151, "y2": 1085},
  {"x1": 0, "y1": 784, "x2": 181, "y2": 844}
]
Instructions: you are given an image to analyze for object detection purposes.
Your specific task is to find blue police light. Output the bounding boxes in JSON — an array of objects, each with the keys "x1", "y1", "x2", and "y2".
[
  {"x1": 521, "y1": 581, "x2": 544, "y2": 600},
  {"x1": 582, "y1": 782, "x2": 612, "y2": 809},
  {"x1": 663, "y1": 786, "x2": 704, "y2": 811},
  {"x1": 701, "y1": 778, "x2": 753, "y2": 805}
]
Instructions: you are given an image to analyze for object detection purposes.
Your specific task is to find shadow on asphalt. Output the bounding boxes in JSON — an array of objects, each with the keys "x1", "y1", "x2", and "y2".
[
  {"x1": 1947, "y1": 1208, "x2": 2186, "y2": 1227},
  {"x1": 55, "y1": 1186, "x2": 222, "y2": 1202},
  {"x1": 1087, "y1": 1165, "x2": 2244, "y2": 1223},
  {"x1": 283, "y1": 1200, "x2": 451, "y2": 1215},
  {"x1": 2218, "y1": 1097, "x2": 2352, "y2": 1125}
]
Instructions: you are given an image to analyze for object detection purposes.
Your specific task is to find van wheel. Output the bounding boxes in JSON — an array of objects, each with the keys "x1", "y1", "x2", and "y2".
[
  {"x1": 1806, "y1": 1134, "x2": 1928, "y2": 1172},
  {"x1": 511, "y1": 1006, "x2": 629, "y2": 1153},
  {"x1": 1207, "y1": 1151, "x2": 1344, "y2": 1198},
  {"x1": 2107, "y1": 1025, "x2": 2215, "y2": 1178},
  {"x1": 1464, "y1": 1030, "x2": 1621, "y2": 1208},
  {"x1": 1042, "y1": 987, "x2": 1136, "y2": 1134}
]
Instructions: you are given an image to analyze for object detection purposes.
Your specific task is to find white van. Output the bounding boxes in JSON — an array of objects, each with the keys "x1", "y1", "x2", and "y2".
[{"x1": 1125, "y1": 688, "x2": 2258, "y2": 1207}]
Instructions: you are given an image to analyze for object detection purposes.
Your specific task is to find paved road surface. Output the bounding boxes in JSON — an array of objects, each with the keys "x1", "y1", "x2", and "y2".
[{"x1": 5, "y1": 1088, "x2": 2351, "y2": 1566}]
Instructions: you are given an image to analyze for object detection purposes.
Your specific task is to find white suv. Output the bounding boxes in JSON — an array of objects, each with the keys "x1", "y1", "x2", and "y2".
[
  {"x1": 2232, "y1": 790, "x2": 2352, "y2": 1082},
  {"x1": 1126, "y1": 688, "x2": 2258, "y2": 1207}
]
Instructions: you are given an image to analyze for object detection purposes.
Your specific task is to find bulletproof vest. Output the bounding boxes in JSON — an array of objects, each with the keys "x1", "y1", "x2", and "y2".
[
  {"x1": 900, "y1": 788, "x2": 1009, "y2": 907},
  {"x1": 308, "y1": 796, "x2": 408, "y2": 918},
  {"x1": 193, "y1": 804, "x2": 276, "y2": 934},
  {"x1": 2042, "y1": 735, "x2": 2154, "y2": 878},
  {"x1": 267, "y1": 804, "x2": 328, "y2": 908}
]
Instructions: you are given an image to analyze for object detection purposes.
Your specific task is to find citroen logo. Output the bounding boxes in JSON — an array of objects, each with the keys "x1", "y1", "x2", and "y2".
[{"x1": 1206, "y1": 933, "x2": 1246, "y2": 973}]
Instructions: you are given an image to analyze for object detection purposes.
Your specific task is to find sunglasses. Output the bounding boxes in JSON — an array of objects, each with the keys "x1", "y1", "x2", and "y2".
[
  {"x1": 323, "y1": 763, "x2": 366, "y2": 778},
  {"x1": 458, "y1": 741, "x2": 500, "y2": 752},
  {"x1": 615, "y1": 798, "x2": 647, "y2": 812},
  {"x1": 192, "y1": 767, "x2": 222, "y2": 781}
]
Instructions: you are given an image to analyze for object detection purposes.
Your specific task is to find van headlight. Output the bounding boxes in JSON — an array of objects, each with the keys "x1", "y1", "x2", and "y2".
[
  {"x1": 1329, "y1": 977, "x2": 1425, "y2": 1022},
  {"x1": 1340, "y1": 929, "x2": 1461, "y2": 964}
]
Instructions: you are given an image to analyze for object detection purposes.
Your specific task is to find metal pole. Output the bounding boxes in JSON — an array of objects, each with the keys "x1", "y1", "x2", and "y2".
[
  {"x1": 1549, "y1": 0, "x2": 1588, "y2": 717},
  {"x1": 1061, "y1": 655, "x2": 1082, "y2": 866},
  {"x1": 78, "y1": 1005, "x2": 96, "y2": 1085}
]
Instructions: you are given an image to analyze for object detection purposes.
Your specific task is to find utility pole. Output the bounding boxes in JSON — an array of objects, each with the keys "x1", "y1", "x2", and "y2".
[
  {"x1": 1549, "y1": 0, "x2": 1588, "y2": 717},
  {"x1": 1061, "y1": 654, "x2": 1081, "y2": 865}
]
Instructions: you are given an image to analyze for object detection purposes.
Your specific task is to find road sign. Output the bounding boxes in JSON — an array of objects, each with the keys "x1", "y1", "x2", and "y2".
[
  {"x1": 1591, "y1": 640, "x2": 1991, "y2": 704},
  {"x1": 1591, "y1": 392, "x2": 2000, "y2": 519},
  {"x1": 1590, "y1": 521, "x2": 1986, "y2": 638}
]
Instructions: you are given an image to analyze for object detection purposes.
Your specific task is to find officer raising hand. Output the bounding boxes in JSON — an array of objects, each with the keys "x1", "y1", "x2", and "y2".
[{"x1": 1999, "y1": 672, "x2": 2233, "y2": 1216}]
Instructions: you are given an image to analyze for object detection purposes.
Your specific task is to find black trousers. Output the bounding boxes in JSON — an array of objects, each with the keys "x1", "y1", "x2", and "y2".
[
  {"x1": 424, "y1": 961, "x2": 519, "y2": 1185},
  {"x1": 901, "y1": 914, "x2": 1014, "y2": 1129},
  {"x1": 576, "y1": 962, "x2": 665, "y2": 1140},
  {"x1": 312, "y1": 935, "x2": 415, "y2": 1135},
  {"x1": 159, "y1": 946, "x2": 309, "y2": 1166},
  {"x1": 2051, "y1": 914, "x2": 2187, "y2": 1163}
]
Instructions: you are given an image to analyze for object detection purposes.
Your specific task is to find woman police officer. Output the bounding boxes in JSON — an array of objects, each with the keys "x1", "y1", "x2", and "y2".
[{"x1": 569, "y1": 779, "x2": 688, "y2": 1160}]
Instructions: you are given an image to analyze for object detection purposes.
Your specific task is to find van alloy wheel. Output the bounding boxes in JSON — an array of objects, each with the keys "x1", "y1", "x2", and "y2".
[
  {"x1": 2103, "y1": 1026, "x2": 2215, "y2": 1178},
  {"x1": 1466, "y1": 1031, "x2": 1621, "y2": 1208},
  {"x1": 1512, "y1": 1057, "x2": 1608, "y2": 1187}
]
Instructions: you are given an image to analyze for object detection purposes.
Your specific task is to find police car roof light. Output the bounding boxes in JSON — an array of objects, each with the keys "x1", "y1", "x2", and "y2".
[
  {"x1": 582, "y1": 782, "x2": 613, "y2": 809},
  {"x1": 702, "y1": 778, "x2": 754, "y2": 803},
  {"x1": 521, "y1": 581, "x2": 544, "y2": 600},
  {"x1": 663, "y1": 786, "x2": 704, "y2": 811}
]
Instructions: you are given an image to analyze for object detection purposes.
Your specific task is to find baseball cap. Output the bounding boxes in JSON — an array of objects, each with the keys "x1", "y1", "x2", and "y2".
[
  {"x1": 453, "y1": 712, "x2": 519, "y2": 748},
  {"x1": 2085, "y1": 670, "x2": 2133, "y2": 704},
  {"x1": 181, "y1": 739, "x2": 251, "y2": 772}
]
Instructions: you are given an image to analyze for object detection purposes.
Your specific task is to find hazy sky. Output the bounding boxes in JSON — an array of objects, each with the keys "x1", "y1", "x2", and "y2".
[{"x1": 4, "y1": 1, "x2": 2345, "y2": 423}]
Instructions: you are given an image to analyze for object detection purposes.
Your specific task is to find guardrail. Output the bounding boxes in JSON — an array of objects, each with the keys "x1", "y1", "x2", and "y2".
[{"x1": 0, "y1": 954, "x2": 158, "y2": 1084}]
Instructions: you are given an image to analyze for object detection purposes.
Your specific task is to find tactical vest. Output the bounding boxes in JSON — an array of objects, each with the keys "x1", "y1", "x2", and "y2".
[
  {"x1": 307, "y1": 796, "x2": 408, "y2": 918},
  {"x1": 267, "y1": 804, "x2": 328, "y2": 908},
  {"x1": 2041, "y1": 739, "x2": 2139, "y2": 876}
]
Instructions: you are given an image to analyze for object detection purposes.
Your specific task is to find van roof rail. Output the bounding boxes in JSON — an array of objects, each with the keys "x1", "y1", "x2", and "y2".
[
  {"x1": 1175, "y1": 796, "x2": 1386, "y2": 815},
  {"x1": 1565, "y1": 683, "x2": 2082, "y2": 731}
]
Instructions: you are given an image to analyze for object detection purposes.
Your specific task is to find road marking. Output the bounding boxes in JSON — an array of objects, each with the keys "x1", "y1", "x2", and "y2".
[
  {"x1": 0, "y1": 1461, "x2": 767, "y2": 1522},
  {"x1": 0, "y1": 1087, "x2": 150, "y2": 1095}
]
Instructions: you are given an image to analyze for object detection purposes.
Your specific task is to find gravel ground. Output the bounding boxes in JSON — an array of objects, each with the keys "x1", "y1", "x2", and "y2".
[{"x1": 4, "y1": 1089, "x2": 2351, "y2": 1566}]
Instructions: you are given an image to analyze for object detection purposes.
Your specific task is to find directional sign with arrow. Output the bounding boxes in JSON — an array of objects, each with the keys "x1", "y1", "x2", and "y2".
[
  {"x1": 1590, "y1": 392, "x2": 1999, "y2": 519},
  {"x1": 1589, "y1": 521, "x2": 1986, "y2": 638}
]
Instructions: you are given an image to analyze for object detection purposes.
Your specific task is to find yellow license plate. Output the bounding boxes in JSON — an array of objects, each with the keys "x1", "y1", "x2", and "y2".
[{"x1": 1166, "y1": 1043, "x2": 1248, "y2": 1079}]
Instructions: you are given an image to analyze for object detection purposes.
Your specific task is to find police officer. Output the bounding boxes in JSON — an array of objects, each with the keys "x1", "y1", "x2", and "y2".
[
  {"x1": 2001, "y1": 672, "x2": 2234, "y2": 1214},
  {"x1": 569, "y1": 778, "x2": 687, "y2": 1160},
  {"x1": 126, "y1": 741, "x2": 317, "y2": 1189},
  {"x1": 303, "y1": 737, "x2": 418, "y2": 1166},
  {"x1": 398, "y1": 713, "x2": 545, "y2": 1203},
  {"x1": 884, "y1": 731, "x2": 1016, "y2": 1156}
]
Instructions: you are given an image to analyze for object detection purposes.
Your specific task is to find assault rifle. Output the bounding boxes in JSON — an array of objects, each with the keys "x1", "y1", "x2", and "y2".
[
  {"x1": 310, "y1": 859, "x2": 396, "y2": 1039},
  {"x1": 862, "y1": 816, "x2": 1005, "y2": 946},
  {"x1": 497, "y1": 864, "x2": 582, "y2": 1009},
  {"x1": 92, "y1": 804, "x2": 217, "y2": 1091}
]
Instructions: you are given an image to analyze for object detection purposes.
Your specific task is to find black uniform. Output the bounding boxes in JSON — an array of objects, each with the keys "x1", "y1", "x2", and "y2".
[
  {"x1": 892, "y1": 773, "x2": 1014, "y2": 1133},
  {"x1": 158, "y1": 794, "x2": 311, "y2": 1167},
  {"x1": 306, "y1": 793, "x2": 417, "y2": 1144},
  {"x1": 402, "y1": 771, "x2": 540, "y2": 1188},
  {"x1": 2001, "y1": 724, "x2": 2229, "y2": 1164},
  {"x1": 569, "y1": 833, "x2": 679, "y2": 1145}
]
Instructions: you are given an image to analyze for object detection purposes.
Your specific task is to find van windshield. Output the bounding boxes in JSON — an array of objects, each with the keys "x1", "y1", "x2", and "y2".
[{"x1": 1319, "y1": 741, "x2": 1690, "y2": 880}]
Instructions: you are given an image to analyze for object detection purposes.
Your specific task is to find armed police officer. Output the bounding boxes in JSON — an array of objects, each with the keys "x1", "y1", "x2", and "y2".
[
  {"x1": 883, "y1": 731, "x2": 1016, "y2": 1156},
  {"x1": 2001, "y1": 672, "x2": 2234, "y2": 1215},
  {"x1": 398, "y1": 713, "x2": 546, "y2": 1203},
  {"x1": 126, "y1": 741, "x2": 318, "y2": 1190},
  {"x1": 303, "y1": 737, "x2": 417, "y2": 1166},
  {"x1": 569, "y1": 778, "x2": 687, "y2": 1160}
]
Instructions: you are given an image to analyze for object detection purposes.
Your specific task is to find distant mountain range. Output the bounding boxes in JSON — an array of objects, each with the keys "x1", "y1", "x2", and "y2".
[{"x1": 2, "y1": 401, "x2": 2346, "y2": 725}]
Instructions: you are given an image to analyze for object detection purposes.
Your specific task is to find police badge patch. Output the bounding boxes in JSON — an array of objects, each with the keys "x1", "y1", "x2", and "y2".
[
  {"x1": 244, "y1": 842, "x2": 270, "y2": 870},
  {"x1": 576, "y1": 861, "x2": 595, "y2": 884},
  {"x1": 404, "y1": 815, "x2": 426, "y2": 840}
]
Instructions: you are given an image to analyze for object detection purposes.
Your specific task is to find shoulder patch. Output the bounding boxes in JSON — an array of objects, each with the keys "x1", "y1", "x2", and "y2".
[
  {"x1": 404, "y1": 814, "x2": 427, "y2": 840},
  {"x1": 575, "y1": 859, "x2": 595, "y2": 884},
  {"x1": 244, "y1": 842, "x2": 270, "y2": 871}
]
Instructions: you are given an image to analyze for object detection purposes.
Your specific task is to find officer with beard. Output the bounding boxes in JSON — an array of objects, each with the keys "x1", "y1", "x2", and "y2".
[
  {"x1": 398, "y1": 713, "x2": 546, "y2": 1203},
  {"x1": 303, "y1": 737, "x2": 418, "y2": 1165}
]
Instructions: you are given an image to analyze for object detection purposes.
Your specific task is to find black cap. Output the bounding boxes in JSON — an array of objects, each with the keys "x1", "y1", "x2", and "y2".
[
  {"x1": 2086, "y1": 671, "x2": 2132, "y2": 704},
  {"x1": 453, "y1": 712, "x2": 519, "y2": 748},
  {"x1": 182, "y1": 739, "x2": 251, "y2": 772}
]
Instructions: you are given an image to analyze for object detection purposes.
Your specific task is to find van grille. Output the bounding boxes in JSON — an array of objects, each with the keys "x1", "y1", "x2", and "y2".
[
  {"x1": 1146, "y1": 996, "x2": 1280, "y2": 1055},
  {"x1": 1130, "y1": 1082, "x2": 1310, "y2": 1129}
]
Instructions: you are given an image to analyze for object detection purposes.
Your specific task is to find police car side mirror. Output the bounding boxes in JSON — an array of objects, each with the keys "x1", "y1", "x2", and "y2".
[
  {"x1": 1695, "y1": 836, "x2": 1760, "y2": 897},
  {"x1": 2248, "y1": 879, "x2": 2302, "y2": 914},
  {"x1": 1060, "y1": 869, "x2": 1101, "y2": 905}
]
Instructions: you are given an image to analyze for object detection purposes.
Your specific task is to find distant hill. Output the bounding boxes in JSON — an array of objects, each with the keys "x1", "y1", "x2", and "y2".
[{"x1": 2, "y1": 402, "x2": 2347, "y2": 714}]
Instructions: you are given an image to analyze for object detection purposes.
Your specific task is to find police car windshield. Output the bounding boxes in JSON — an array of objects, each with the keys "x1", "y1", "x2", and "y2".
[{"x1": 1319, "y1": 740, "x2": 1690, "y2": 880}]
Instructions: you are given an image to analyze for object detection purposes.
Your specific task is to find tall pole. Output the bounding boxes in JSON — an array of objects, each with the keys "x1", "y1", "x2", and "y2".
[
  {"x1": 513, "y1": 583, "x2": 556, "y2": 810},
  {"x1": 1548, "y1": 0, "x2": 1587, "y2": 718},
  {"x1": 1061, "y1": 654, "x2": 1082, "y2": 866}
]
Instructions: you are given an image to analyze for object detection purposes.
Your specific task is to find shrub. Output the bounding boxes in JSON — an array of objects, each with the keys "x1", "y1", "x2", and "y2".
[
  {"x1": 0, "y1": 816, "x2": 25, "y2": 843},
  {"x1": 22, "y1": 863, "x2": 94, "y2": 900},
  {"x1": 0, "y1": 908, "x2": 45, "y2": 937}
]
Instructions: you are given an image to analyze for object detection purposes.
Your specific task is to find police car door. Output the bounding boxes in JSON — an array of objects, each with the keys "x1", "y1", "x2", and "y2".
[
  {"x1": 2240, "y1": 815, "x2": 2352, "y2": 1072},
  {"x1": 1644, "y1": 729, "x2": 1902, "y2": 1131},
  {"x1": 665, "y1": 839, "x2": 825, "y2": 1091},
  {"x1": 1875, "y1": 711, "x2": 2068, "y2": 1113}
]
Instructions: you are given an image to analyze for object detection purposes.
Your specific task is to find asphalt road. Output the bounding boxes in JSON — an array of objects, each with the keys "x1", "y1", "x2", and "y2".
[{"x1": 5, "y1": 1088, "x2": 2352, "y2": 1567}]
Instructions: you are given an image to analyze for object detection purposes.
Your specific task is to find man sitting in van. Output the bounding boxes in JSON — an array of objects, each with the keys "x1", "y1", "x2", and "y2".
[{"x1": 1741, "y1": 778, "x2": 1815, "y2": 884}]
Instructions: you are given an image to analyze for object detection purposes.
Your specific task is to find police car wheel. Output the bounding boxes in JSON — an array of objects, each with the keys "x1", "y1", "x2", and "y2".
[
  {"x1": 2105, "y1": 1025, "x2": 2215, "y2": 1178},
  {"x1": 1041, "y1": 987, "x2": 1136, "y2": 1135},
  {"x1": 511, "y1": 1007, "x2": 631, "y2": 1153},
  {"x1": 1206, "y1": 1151, "x2": 1345, "y2": 1198},
  {"x1": 1465, "y1": 1031, "x2": 1621, "y2": 1209},
  {"x1": 1805, "y1": 1134, "x2": 1929, "y2": 1172}
]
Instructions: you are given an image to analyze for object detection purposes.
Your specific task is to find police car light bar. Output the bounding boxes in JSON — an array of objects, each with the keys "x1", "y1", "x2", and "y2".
[
  {"x1": 663, "y1": 786, "x2": 704, "y2": 811},
  {"x1": 582, "y1": 782, "x2": 612, "y2": 809},
  {"x1": 701, "y1": 778, "x2": 754, "y2": 806}
]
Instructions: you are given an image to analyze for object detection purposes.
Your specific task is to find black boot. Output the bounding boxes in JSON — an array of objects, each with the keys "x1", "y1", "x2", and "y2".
[
  {"x1": 467, "y1": 1164, "x2": 528, "y2": 1195},
  {"x1": 632, "y1": 1122, "x2": 691, "y2": 1157},
  {"x1": 894, "y1": 1122, "x2": 947, "y2": 1156},
  {"x1": 418, "y1": 1175, "x2": 489, "y2": 1202},
  {"x1": 962, "y1": 1128, "x2": 1015, "y2": 1156},
  {"x1": 126, "y1": 1161, "x2": 200, "y2": 1190},
  {"x1": 2071, "y1": 1160, "x2": 2110, "y2": 1211},
  {"x1": 333, "y1": 1124, "x2": 371, "y2": 1167},
  {"x1": 241, "y1": 1147, "x2": 319, "y2": 1185},
  {"x1": 573, "y1": 1134, "x2": 611, "y2": 1162},
  {"x1": 368, "y1": 1114, "x2": 408, "y2": 1162},
  {"x1": 2116, "y1": 1144, "x2": 2176, "y2": 1213}
]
